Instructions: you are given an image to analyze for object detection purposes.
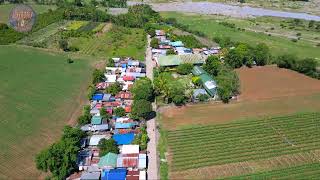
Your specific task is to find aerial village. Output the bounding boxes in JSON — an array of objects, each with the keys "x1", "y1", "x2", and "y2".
[
  {"x1": 67, "y1": 57, "x2": 147, "y2": 180},
  {"x1": 152, "y1": 30, "x2": 222, "y2": 101},
  {"x1": 67, "y1": 29, "x2": 222, "y2": 180}
]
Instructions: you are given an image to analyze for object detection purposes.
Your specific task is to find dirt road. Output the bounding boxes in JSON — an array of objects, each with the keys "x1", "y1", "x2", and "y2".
[{"x1": 145, "y1": 34, "x2": 159, "y2": 180}]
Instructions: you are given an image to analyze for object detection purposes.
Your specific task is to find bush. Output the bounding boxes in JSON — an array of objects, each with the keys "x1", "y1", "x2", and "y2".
[
  {"x1": 198, "y1": 94, "x2": 209, "y2": 102},
  {"x1": 69, "y1": 46, "x2": 79, "y2": 52},
  {"x1": 114, "y1": 107, "x2": 126, "y2": 117},
  {"x1": 67, "y1": 58, "x2": 74, "y2": 64},
  {"x1": 176, "y1": 63, "x2": 193, "y2": 75},
  {"x1": 166, "y1": 49, "x2": 175, "y2": 55}
]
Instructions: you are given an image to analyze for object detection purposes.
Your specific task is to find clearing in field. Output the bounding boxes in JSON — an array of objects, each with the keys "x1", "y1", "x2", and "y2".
[
  {"x1": 161, "y1": 66, "x2": 320, "y2": 130},
  {"x1": 167, "y1": 112, "x2": 320, "y2": 179},
  {"x1": 161, "y1": 12, "x2": 320, "y2": 59},
  {"x1": 0, "y1": 46, "x2": 92, "y2": 178}
]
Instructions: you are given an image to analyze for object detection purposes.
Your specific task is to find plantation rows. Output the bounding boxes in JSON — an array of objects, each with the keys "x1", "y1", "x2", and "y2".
[
  {"x1": 223, "y1": 163, "x2": 320, "y2": 180},
  {"x1": 18, "y1": 21, "x2": 68, "y2": 46},
  {"x1": 168, "y1": 113, "x2": 320, "y2": 171}
]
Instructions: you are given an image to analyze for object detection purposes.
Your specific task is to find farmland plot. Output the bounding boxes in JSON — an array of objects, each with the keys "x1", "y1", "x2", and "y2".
[
  {"x1": 167, "y1": 113, "x2": 320, "y2": 178},
  {"x1": 17, "y1": 21, "x2": 68, "y2": 47}
]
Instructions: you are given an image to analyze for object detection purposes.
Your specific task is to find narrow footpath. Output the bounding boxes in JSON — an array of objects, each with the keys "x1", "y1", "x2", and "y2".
[{"x1": 145, "y1": 35, "x2": 159, "y2": 180}]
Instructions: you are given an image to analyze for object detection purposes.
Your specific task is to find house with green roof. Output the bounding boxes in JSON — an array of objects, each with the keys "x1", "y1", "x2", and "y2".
[
  {"x1": 157, "y1": 54, "x2": 206, "y2": 67},
  {"x1": 192, "y1": 66, "x2": 217, "y2": 97},
  {"x1": 91, "y1": 115, "x2": 102, "y2": 125},
  {"x1": 98, "y1": 152, "x2": 118, "y2": 169}
]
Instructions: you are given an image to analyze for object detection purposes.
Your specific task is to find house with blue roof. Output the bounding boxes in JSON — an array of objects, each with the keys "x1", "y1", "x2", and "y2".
[
  {"x1": 92, "y1": 93, "x2": 104, "y2": 101},
  {"x1": 101, "y1": 169, "x2": 127, "y2": 180},
  {"x1": 113, "y1": 133, "x2": 135, "y2": 145}
]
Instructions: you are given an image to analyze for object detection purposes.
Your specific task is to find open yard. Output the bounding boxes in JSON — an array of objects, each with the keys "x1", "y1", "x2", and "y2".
[
  {"x1": 0, "y1": 46, "x2": 92, "y2": 178},
  {"x1": 161, "y1": 12, "x2": 320, "y2": 60},
  {"x1": 167, "y1": 112, "x2": 320, "y2": 179}
]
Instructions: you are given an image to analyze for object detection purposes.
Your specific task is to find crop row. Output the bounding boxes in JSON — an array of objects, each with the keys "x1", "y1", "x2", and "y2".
[
  {"x1": 168, "y1": 113, "x2": 320, "y2": 171},
  {"x1": 223, "y1": 163, "x2": 320, "y2": 180},
  {"x1": 168, "y1": 113, "x2": 320, "y2": 139}
]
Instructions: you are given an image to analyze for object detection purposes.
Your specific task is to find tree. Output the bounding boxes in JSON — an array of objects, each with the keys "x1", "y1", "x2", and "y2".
[
  {"x1": 87, "y1": 84, "x2": 96, "y2": 100},
  {"x1": 91, "y1": 0, "x2": 98, "y2": 6},
  {"x1": 176, "y1": 63, "x2": 193, "y2": 75},
  {"x1": 216, "y1": 65, "x2": 240, "y2": 103},
  {"x1": 114, "y1": 107, "x2": 126, "y2": 117},
  {"x1": 35, "y1": 126, "x2": 85, "y2": 179},
  {"x1": 277, "y1": 54, "x2": 297, "y2": 69},
  {"x1": 98, "y1": 138, "x2": 119, "y2": 156},
  {"x1": 92, "y1": 69, "x2": 104, "y2": 84},
  {"x1": 203, "y1": 56, "x2": 221, "y2": 76},
  {"x1": 100, "y1": 107, "x2": 111, "y2": 120},
  {"x1": 106, "y1": 58, "x2": 114, "y2": 67},
  {"x1": 253, "y1": 43, "x2": 270, "y2": 66},
  {"x1": 131, "y1": 99, "x2": 152, "y2": 120},
  {"x1": 105, "y1": 82, "x2": 122, "y2": 96},
  {"x1": 294, "y1": 58, "x2": 318, "y2": 76},
  {"x1": 150, "y1": 38, "x2": 159, "y2": 48},
  {"x1": 77, "y1": 105, "x2": 91, "y2": 125},
  {"x1": 166, "y1": 49, "x2": 175, "y2": 55},
  {"x1": 59, "y1": 39, "x2": 68, "y2": 51},
  {"x1": 131, "y1": 77, "x2": 154, "y2": 102}
]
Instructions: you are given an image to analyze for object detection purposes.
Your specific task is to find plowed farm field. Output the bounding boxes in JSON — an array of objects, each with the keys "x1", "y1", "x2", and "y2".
[{"x1": 161, "y1": 66, "x2": 320, "y2": 130}]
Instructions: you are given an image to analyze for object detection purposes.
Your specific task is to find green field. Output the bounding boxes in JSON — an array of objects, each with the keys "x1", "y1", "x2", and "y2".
[
  {"x1": 69, "y1": 25, "x2": 147, "y2": 60},
  {"x1": 224, "y1": 163, "x2": 320, "y2": 180},
  {"x1": 0, "y1": 46, "x2": 92, "y2": 178},
  {"x1": 0, "y1": 4, "x2": 56, "y2": 23},
  {"x1": 167, "y1": 112, "x2": 320, "y2": 176},
  {"x1": 161, "y1": 12, "x2": 320, "y2": 59}
]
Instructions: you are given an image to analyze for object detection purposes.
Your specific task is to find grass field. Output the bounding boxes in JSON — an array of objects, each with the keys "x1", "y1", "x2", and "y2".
[
  {"x1": 69, "y1": 25, "x2": 147, "y2": 60},
  {"x1": 0, "y1": 46, "x2": 92, "y2": 178},
  {"x1": 0, "y1": 4, "x2": 56, "y2": 23},
  {"x1": 161, "y1": 12, "x2": 320, "y2": 59},
  {"x1": 167, "y1": 112, "x2": 320, "y2": 179}
]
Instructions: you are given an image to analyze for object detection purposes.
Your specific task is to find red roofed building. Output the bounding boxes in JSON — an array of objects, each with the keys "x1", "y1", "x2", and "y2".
[
  {"x1": 123, "y1": 76, "x2": 135, "y2": 81},
  {"x1": 117, "y1": 154, "x2": 139, "y2": 168},
  {"x1": 126, "y1": 170, "x2": 139, "y2": 180},
  {"x1": 116, "y1": 92, "x2": 132, "y2": 100},
  {"x1": 125, "y1": 106, "x2": 131, "y2": 113},
  {"x1": 103, "y1": 101, "x2": 122, "y2": 107}
]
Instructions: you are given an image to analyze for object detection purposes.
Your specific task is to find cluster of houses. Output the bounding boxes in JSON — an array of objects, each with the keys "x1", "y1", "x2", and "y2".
[
  {"x1": 152, "y1": 30, "x2": 221, "y2": 67},
  {"x1": 151, "y1": 30, "x2": 220, "y2": 101},
  {"x1": 68, "y1": 58, "x2": 147, "y2": 180}
]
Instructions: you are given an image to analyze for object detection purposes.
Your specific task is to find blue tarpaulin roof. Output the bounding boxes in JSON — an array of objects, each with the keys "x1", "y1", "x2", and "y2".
[
  {"x1": 102, "y1": 169, "x2": 127, "y2": 180},
  {"x1": 92, "y1": 93, "x2": 104, "y2": 101},
  {"x1": 113, "y1": 133, "x2": 134, "y2": 145},
  {"x1": 115, "y1": 122, "x2": 134, "y2": 129}
]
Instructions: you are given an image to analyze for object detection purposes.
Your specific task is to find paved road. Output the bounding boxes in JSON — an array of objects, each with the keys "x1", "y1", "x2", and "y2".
[{"x1": 145, "y1": 34, "x2": 159, "y2": 180}]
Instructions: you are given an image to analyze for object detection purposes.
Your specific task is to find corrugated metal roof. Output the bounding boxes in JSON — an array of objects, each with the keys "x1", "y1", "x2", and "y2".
[
  {"x1": 98, "y1": 153, "x2": 118, "y2": 168},
  {"x1": 80, "y1": 172, "x2": 100, "y2": 180},
  {"x1": 199, "y1": 74, "x2": 217, "y2": 97},
  {"x1": 91, "y1": 116, "x2": 102, "y2": 125},
  {"x1": 192, "y1": 66, "x2": 206, "y2": 76}
]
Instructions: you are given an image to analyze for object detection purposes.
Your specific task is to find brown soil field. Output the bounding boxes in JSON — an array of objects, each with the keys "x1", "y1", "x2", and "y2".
[
  {"x1": 160, "y1": 66, "x2": 320, "y2": 130},
  {"x1": 236, "y1": 66, "x2": 320, "y2": 101}
]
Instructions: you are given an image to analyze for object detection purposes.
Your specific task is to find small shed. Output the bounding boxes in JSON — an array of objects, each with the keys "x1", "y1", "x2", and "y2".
[
  {"x1": 199, "y1": 73, "x2": 217, "y2": 97},
  {"x1": 92, "y1": 94, "x2": 104, "y2": 101},
  {"x1": 113, "y1": 133, "x2": 135, "y2": 145},
  {"x1": 192, "y1": 66, "x2": 206, "y2": 76},
  {"x1": 98, "y1": 152, "x2": 118, "y2": 169},
  {"x1": 80, "y1": 172, "x2": 101, "y2": 180},
  {"x1": 121, "y1": 145, "x2": 139, "y2": 154},
  {"x1": 138, "y1": 154, "x2": 147, "y2": 169},
  {"x1": 193, "y1": 89, "x2": 208, "y2": 99},
  {"x1": 89, "y1": 135, "x2": 109, "y2": 146},
  {"x1": 101, "y1": 169, "x2": 127, "y2": 180},
  {"x1": 91, "y1": 116, "x2": 102, "y2": 125}
]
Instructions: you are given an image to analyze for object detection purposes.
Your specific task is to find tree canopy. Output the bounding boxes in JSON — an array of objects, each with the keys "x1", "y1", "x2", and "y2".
[
  {"x1": 114, "y1": 107, "x2": 126, "y2": 117},
  {"x1": 203, "y1": 56, "x2": 222, "y2": 76},
  {"x1": 131, "y1": 77, "x2": 154, "y2": 102},
  {"x1": 105, "y1": 82, "x2": 122, "y2": 96},
  {"x1": 176, "y1": 63, "x2": 193, "y2": 75},
  {"x1": 35, "y1": 126, "x2": 86, "y2": 179},
  {"x1": 92, "y1": 69, "x2": 104, "y2": 84},
  {"x1": 131, "y1": 99, "x2": 152, "y2": 120},
  {"x1": 98, "y1": 138, "x2": 119, "y2": 157}
]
